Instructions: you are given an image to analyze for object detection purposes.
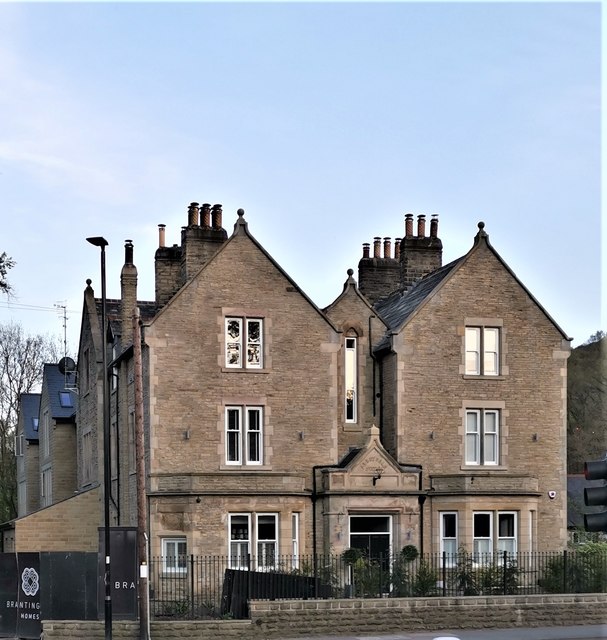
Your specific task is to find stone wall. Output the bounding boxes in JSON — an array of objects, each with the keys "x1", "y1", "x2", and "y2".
[
  {"x1": 42, "y1": 594, "x2": 607, "y2": 639},
  {"x1": 14, "y1": 486, "x2": 100, "y2": 552}
]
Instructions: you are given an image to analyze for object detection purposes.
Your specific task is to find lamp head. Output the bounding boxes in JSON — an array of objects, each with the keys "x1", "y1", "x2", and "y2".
[{"x1": 86, "y1": 236, "x2": 108, "y2": 248}]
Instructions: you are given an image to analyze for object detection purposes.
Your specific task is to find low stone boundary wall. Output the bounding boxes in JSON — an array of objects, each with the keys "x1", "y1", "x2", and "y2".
[{"x1": 42, "y1": 593, "x2": 607, "y2": 639}]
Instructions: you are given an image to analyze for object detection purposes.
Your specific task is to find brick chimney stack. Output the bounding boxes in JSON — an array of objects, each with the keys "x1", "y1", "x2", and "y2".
[
  {"x1": 121, "y1": 239, "x2": 138, "y2": 347},
  {"x1": 155, "y1": 200, "x2": 228, "y2": 309},
  {"x1": 400, "y1": 214, "x2": 442, "y2": 290},
  {"x1": 358, "y1": 234, "x2": 400, "y2": 304}
]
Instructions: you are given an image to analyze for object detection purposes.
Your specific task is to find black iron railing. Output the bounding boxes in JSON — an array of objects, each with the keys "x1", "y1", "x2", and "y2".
[{"x1": 149, "y1": 547, "x2": 607, "y2": 620}]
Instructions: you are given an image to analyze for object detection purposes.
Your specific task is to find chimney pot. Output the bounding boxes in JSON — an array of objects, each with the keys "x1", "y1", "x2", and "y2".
[
  {"x1": 383, "y1": 237, "x2": 391, "y2": 259},
  {"x1": 373, "y1": 237, "x2": 381, "y2": 259},
  {"x1": 394, "y1": 238, "x2": 401, "y2": 261},
  {"x1": 211, "y1": 204, "x2": 222, "y2": 229},
  {"x1": 201, "y1": 203, "x2": 211, "y2": 227},
  {"x1": 430, "y1": 214, "x2": 439, "y2": 238},
  {"x1": 124, "y1": 239, "x2": 134, "y2": 265},
  {"x1": 158, "y1": 224, "x2": 166, "y2": 248},
  {"x1": 362, "y1": 243, "x2": 370, "y2": 259},
  {"x1": 188, "y1": 202, "x2": 200, "y2": 227},
  {"x1": 417, "y1": 214, "x2": 426, "y2": 237},
  {"x1": 405, "y1": 214, "x2": 414, "y2": 238}
]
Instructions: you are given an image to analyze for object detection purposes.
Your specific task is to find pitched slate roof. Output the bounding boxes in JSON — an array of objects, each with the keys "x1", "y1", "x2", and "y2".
[
  {"x1": 374, "y1": 257, "x2": 463, "y2": 331},
  {"x1": 42, "y1": 364, "x2": 78, "y2": 420},
  {"x1": 95, "y1": 298, "x2": 157, "y2": 342},
  {"x1": 21, "y1": 393, "x2": 41, "y2": 441}
]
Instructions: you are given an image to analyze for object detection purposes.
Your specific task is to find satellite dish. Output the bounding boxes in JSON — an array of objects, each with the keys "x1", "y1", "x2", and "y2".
[{"x1": 58, "y1": 356, "x2": 76, "y2": 375}]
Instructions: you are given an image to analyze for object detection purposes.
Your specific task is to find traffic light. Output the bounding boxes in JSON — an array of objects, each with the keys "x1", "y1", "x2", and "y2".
[{"x1": 583, "y1": 458, "x2": 607, "y2": 532}]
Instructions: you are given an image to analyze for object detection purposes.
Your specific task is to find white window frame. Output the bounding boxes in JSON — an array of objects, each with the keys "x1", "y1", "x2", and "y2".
[
  {"x1": 256, "y1": 513, "x2": 278, "y2": 570},
  {"x1": 345, "y1": 336, "x2": 357, "y2": 423},
  {"x1": 291, "y1": 513, "x2": 300, "y2": 569},
  {"x1": 465, "y1": 409, "x2": 499, "y2": 466},
  {"x1": 225, "y1": 406, "x2": 263, "y2": 466},
  {"x1": 473, "y1": 511, "x2": 493, "y2": 560},
  {"x1": 41, "y1": 467, "x2": 52, "y2": 507},
  {"x1": 42, "y1": 410, "x2": 50, "y2": 458},
  {"x1": 229, "y1": 513, "x2": 251, "y2": 569},
  {"x1": 228, "y1": 513, "x2": 279, "y2": 570},
  {"x1": 465, "y1": 326, "x2": 500, "y2": 376},
  {"x1": 14, "y1": 434, "x2": 24, "y2": 457},
  {"x1": 225, "y1": 317, "x2": 263, "y2": 369},
  {"x1": 162, "y1": 537, "x2": 187, "y2": 574},
  {"x1": 440, "y1": 512, "x2": 458, "y2": 565},
  {"x1": 348, "y1": 514, "x2": 393, "y2": 561},
  {"x1": 497, "y1": 511, "x2": 517, "y2": 556}
]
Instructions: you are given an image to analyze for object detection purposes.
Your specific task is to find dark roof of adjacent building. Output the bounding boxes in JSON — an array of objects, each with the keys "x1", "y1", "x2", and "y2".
[
  {"x1": 95, "y1": 298, "x2": 157, "y2": 342},
  {"x1": 42, "y1": 364, "x2": 78, "y2": 420},
  {"x1": 20, "y1": 393, "x2": 41, "y2": 441}
]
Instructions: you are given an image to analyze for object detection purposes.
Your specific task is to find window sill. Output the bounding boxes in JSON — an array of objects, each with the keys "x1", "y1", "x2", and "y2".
[
  {"x1": 222, "y1": 367, "x2": 269, "y2": 374},
  {"x1": 462, "y1": 375, "x2": 506, "y2": 380},
  {"x1": 343, "y1": 423, "x2": 362, "y2": 432},
  {"x1": 220, "y1": 464, "x2": 272, "y2": 471},
  {"x1": 460, "y1": 465, "x2": 508, "y2": 472}
]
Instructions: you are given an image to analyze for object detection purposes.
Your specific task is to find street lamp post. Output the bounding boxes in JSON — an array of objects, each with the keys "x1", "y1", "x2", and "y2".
[{"x1": 87, "y1": 236, "x2": 112, "y2": 640}]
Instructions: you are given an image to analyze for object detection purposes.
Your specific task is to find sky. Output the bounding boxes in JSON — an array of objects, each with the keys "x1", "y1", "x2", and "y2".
[{"x1": 0, "y1": 1, "x2": 602, "y2": 355}]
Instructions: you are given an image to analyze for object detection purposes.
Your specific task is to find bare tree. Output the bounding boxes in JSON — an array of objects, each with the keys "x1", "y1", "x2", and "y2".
[
  {"x1": 567, "y1": 332, "x2": 607, "y2": 473},
  {"x1": 0, "y1": 252, "x2": 15, "y2": 296},
  {"x1": 0, "y1": 322, "x2": 61, "y2": 522}
]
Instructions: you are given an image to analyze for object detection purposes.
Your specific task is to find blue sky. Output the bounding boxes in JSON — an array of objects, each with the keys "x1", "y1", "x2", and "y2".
[{"x1": 0, "y1": 2, "x2": 602, "y2": 352}]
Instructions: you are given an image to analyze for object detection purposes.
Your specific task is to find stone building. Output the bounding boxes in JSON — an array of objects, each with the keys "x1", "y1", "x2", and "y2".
[{"x1": 14, "y1": 203, "x2": 571, "y2": 562}]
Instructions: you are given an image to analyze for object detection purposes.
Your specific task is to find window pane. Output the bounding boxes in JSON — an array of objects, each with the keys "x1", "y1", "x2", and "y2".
[
  {"x1": 474, "y1": 513, "x2": 491, "y2": 537},
  {"x1": 484, "y1": 328, "x2": 499, "y2": 375},
  {"x1": 466, "y1": 433, "x2": 479, "y2": 464},
  {"x1": 465, "y1": 328, "x2": 480, "y2": 374},
  {"x1": 443, "y1": 539, "x2": 457, "y2": 556},
  {"x1": 246, "y1": 320, "x2": 262, "y2": 368},
  {"x1": 257, "y1": 515, "x2": 276, "y2": 540},
  {"x1": 443, "y1": 513, "x2": 457, "y2": 538},
  {"x1": 466, "y1": 411, "x2": 479, "y2": 433},
  {"x1": 247, "y1": 320, "x2": 260, "y2": 343},
  {"x1": 227, "y1": 409, "x2": 240, "y2": 463},
  {"x1": 230, "y1": 515, "x2": 249, "y2": 540},
  {"x1": 226, "y1": 319, "x2": 242, "y2": 367},
  {"x1": 246, "y1": 409, "x2": 262, "y2": 463},
  {"x1": 227, "y1": 344, "x2": 241, "y2": 366},
  {"x1": 345, "y1": 338, "x2": 357, "y2": 422},
  {"x1": 499, "y1": 513, "x2": 514, "y2": 537},
  {"x1": 350, "y1": 516, "x2": 390, "y2": 533},
  {"x1": 227, "y1": 320, "x2": 241, "y2": 340},
  {"x1": 484, "y1": 351, "x2": 498, "y2": 375},
  {"x1": 247, "y1": 344, "x2": 260, "y2": 366}
]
